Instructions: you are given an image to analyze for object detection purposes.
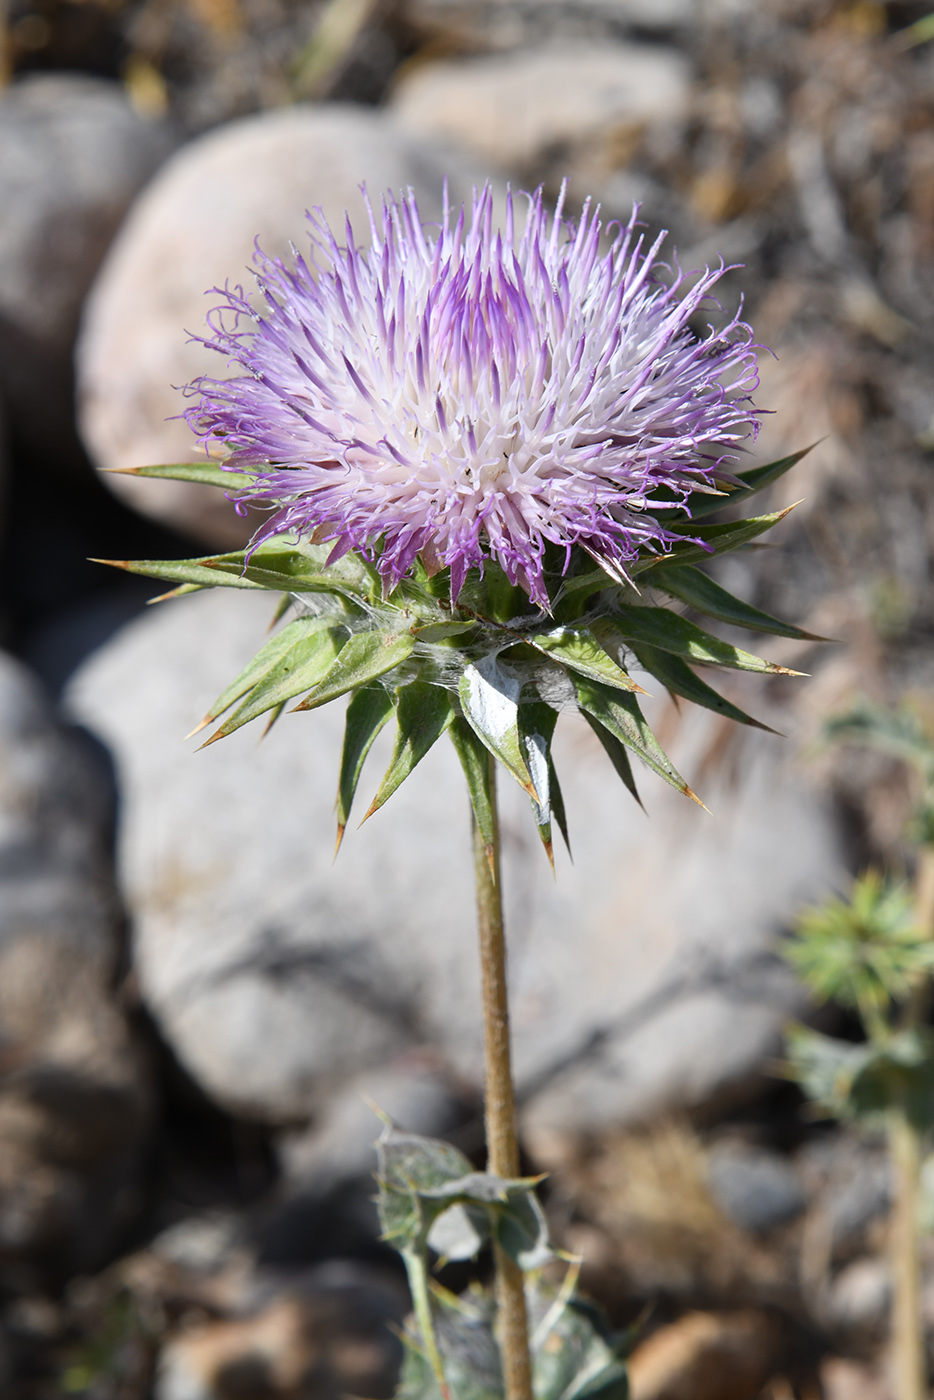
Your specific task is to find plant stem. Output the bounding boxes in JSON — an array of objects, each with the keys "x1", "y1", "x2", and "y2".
[
  {"x1": 890, "y1": 1110, "x2": 925, "y2": 1400},
  {"x1": 404, "y1": 1248, "x2": 451, "y2": 1400},
  {"x1": 471, "y1": 754, "x2": 533, "y2": 1400}
]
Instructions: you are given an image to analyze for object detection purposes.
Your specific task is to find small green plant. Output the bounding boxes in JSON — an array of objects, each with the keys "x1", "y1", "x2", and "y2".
[
  {"x1": 784, "y1": 698, "x2": 934, "y2": 1400},
  {"x1": 375, "y1": 1126, "x2": 628, "y2": 1400}
]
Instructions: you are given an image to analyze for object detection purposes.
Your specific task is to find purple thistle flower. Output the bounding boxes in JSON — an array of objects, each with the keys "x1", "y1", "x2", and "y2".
[{"x1": 186, "y1": 183, "x2": 760, "y2": 610}]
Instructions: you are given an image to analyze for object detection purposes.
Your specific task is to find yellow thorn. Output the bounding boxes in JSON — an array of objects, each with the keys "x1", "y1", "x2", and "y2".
[
  {"x1": 184, "y1": 714, "x2": 214, "y2": 740},
  {"x1": 684, "y1": 785, "x2": 711, "y2": 813}
]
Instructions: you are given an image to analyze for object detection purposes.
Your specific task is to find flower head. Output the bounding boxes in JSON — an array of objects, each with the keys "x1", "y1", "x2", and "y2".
[{"x1": 187, "y1": 184, "x2": 760, "y2": 610}]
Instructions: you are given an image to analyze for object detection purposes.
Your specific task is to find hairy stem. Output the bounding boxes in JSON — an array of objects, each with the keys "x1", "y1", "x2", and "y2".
[
  {"x1": 890, "y1": 1111, "x2": 925, "y2": 1400},
  {"x1": 886, "y1": 842, "x2": 934, "y2": 1400},
  {"x1": 472, "y1": 756, "x2": 533, "y2": 1400}
]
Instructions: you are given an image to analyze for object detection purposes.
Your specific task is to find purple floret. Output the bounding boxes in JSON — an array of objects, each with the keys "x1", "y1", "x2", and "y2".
[{"x1": 186, "y1": 183, "x2": 761, "y2": 609}]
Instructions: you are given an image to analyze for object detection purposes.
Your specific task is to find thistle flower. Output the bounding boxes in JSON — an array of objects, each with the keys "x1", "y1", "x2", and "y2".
[
  {"x1": 107, "y1": 184, "x2": 812, "y2": 854},
  {"x1": 185, "y1": 184, "x2": 760, "y2": 610}
]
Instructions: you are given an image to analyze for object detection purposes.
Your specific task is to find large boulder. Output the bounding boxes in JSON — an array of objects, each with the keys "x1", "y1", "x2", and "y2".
[
  {"x1": 66, "y1": 586, "x2": 843, "y2": 1151},
  {"x1": 0, "y1": 652, "x2": 153, "y2": 1286},
  {"x1": 0, "y1": 74, "x2": 176, "y2": 472},
  {"x1": 76, "y1": 105, "x2": 498, "y2": 549}
]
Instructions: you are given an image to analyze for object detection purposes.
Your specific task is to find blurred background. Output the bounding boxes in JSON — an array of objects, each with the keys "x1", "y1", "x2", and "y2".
[{"x1": 0, "y1": 1, "x2": 933, "y2": 1396}]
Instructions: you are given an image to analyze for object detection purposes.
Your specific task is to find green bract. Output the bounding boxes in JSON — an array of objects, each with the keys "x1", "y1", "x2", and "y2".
[
  {"x1": 101, "y1": 448, "x2": 812, "y2": 863},
  {"x1": 786, "y1": 870, "x2": 934, "y2": 1024}
]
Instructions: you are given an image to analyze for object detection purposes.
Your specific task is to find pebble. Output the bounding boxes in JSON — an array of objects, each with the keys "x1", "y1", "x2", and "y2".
[
  {"x1": 706, "y1": 1141, "x2": 807, "y2": 1234},
  {"x1": 154, "y1": 1259, "x2": 406, "y2": 1400},
  {"x1": 627, "y1": 1310, "x2": 781, "y2": 1400}
]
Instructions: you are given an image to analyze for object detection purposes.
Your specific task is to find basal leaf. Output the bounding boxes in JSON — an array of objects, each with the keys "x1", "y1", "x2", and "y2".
[
  {"x1": 365, "y1": 683, "x2": 456, "y2": 820},
  {"x1": 649, "y1": 563, "x2": 823, "y2": 641},
  {"x1": 630, "y1": 642, "x2": 775, "y2": 732},
  {"x1": 597, "y1": 607, "x2": 798, "y2": 674},
  {"x1": 292, "y1": 629, "x2": 416, "y2": 712},
  {"x1": 458, "y1": 655, "x2": 536, "y2": 798},
  {"x1": 529, "y1": 627, "x2": 644, "y2": 692},
  {"x1": 336, "y1": 684, "x2": 396, "y2": 849},
  {"x1": 204, "y1": 623, "x2": 346, "y2": 742},
  {"x1": 376, "y1": 1128, "x2": 475, "y2": 1252},
  {"x1": 449, "y1": 718, "x2": 496, "y2": 855},
  {"x1": 103, "y1": 460, "x2": 254, "y2": 490},
  {"x1": 573, "y1": 675, "x2": 701, "y2": 803},
  {"x1": 495, "y1": 1184, "x2": 553, "y2": 1271}
]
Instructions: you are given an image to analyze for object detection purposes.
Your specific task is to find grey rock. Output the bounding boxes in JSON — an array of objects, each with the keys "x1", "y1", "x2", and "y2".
[
  {"x1": 390, "y1": 41, "x2": 692, "y2": 176},
  {"x1": 66, "y1": 587, "x2": 844, "y2": 1143},
  {"x1": 707, "y1": 1141, "x2": 807, "y2": 1233},
  {"x1": 0, "y1": 74, "x2": 176, "y2": 470},
  {"x1": 0, "y1": 651, "x2": 152, "y2": 1283},
  {"x1": 77, "y1": 104, "x2": 500, "y2": 549}
]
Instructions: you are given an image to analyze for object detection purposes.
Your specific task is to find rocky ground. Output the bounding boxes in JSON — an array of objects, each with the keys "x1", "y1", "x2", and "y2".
[{"x1": 0, "y1": 0, "x2": 933, "y2": 1396}]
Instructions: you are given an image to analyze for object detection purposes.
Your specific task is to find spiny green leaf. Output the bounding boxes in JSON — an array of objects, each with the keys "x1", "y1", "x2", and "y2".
[
  {"x1": 518, "y1": 701, "x2": 559, "y2": 866},
  {"x1": 94, "y1": 554, "x2": 265, "y2": 591},
  {"x1": 204, "y1": 623, "x2": 346, "y2": 742},
  {"x1": 93, "y1": 538, "x2": 381, "y2": 600},
  {"x1": 549, "y1": 757, "x2": 571, "y2": 857},
  {"x1": 649, "y1": 563, "x2": 824, "y2": 641},
  {"x1": 686, "y1": 447, "x2": 814, "y2": 520},
  {"x1": 148, "y1": 582, "x2": 207, "y2": 604},
  {"x1": 293, "y1": 629, "x2": 416, "y2": 713},
  {"x1": 376, "y1": 1128, "x2": 475, "y2": 1251},
  {"x1": 365, "y1": 683, "x2": 456, "y2": 820},
  {"x1": 103, "y1": 460, "x2": 254, "y2": 490},
  {"x1": 583, "y1": 715, "x2": 643, "y2": 810},
  {"x1": 573, "y1": 676, "x2": 702, "y2": 804},
  {"x1": 632, "y1": 505, "x2": 797, "y2": 575},
  {"x1": 597, "y1": 607, "x2": 799, "y2": 675},
  {"x1": 495, "y1": 1183, "x2": 552, "y2": 1271},
  {"x1": 529, "y1": 627, "x2": 644, "y2": 692},
  {"x1": 212, "y1": 542, "x2": 380, "y2": 598},
  {"x1": 336, "y1": 684, "x2": 396, "y2": 850},
  {"x1": 193, "y1": 615, "x2": 330, "y2": 735},
  {"x1": 449, "y1": 718, "x2": 496, "y2": 855},
  {"x1": 785, "y1": 1025, "x2": 934, "y2": 1130},
  {"x1": 458, "y1": 655, "x2": 536, "y2": 799},
  {"x1": 630, "y1": 642, "x2": 775, "y2": 733},
  {"x1": 823, "y1": 699, "x2": 934, "y2": 775}
]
